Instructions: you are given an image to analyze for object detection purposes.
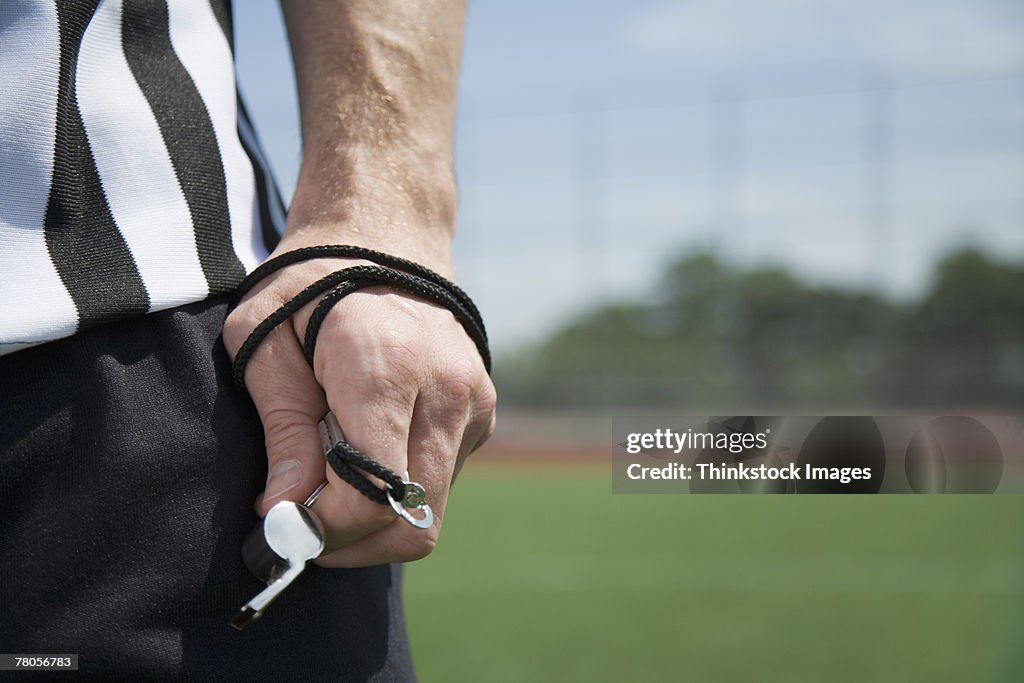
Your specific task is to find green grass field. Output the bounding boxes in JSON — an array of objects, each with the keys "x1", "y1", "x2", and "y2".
[{"x1": 405, "y1": 469, "x2": 1024, "y2": 682}]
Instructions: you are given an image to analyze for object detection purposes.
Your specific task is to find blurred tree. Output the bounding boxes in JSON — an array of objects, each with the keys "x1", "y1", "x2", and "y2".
[
  {"x1": 887, "y1": 246, "x2": 1024, "y2": 406},
  {"x1": 496, "y1": 246, "x2": 1024, "y2": 411}
]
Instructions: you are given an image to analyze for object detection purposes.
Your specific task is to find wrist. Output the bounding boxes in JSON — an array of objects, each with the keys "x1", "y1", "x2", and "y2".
[{"x1": 281, "y1": 165, "x2": 456, "y2": 276}]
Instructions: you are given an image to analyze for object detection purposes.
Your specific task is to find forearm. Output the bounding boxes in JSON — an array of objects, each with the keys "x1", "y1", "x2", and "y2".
[
  {"x1": 280, "y1": 0, "x2": 466, "y2": 269},
  {"x1": 225, "y1": 2, "x2": 493, "y2": 569}
]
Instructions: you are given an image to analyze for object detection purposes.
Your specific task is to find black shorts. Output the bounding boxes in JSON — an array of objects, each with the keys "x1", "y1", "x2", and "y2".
[{"x1": 0, "y1": 296, "x2": 415, "y2": 681}]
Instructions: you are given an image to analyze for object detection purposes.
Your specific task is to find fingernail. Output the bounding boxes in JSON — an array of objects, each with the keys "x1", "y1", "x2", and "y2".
[{"x1": 265, "y1": 458, "x2": 302, "y2": 499}]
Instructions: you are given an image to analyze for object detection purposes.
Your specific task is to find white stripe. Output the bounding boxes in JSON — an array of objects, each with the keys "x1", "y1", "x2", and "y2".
[
  {"x1": 77, "y1": 0, "x2": 210, "y2": 313},
  {"x1": 0, "y1": 1, "x2": 78, "y2": 355},
  {"x1": 167, "y1": 1, "x2": 269, "y2": 272},
  {"x1": 237, "y1": 111, "x2": 287, "y2": 238}
]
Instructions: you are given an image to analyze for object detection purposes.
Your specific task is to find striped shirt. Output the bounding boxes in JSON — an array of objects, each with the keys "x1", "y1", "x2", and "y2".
[{"x1": 0, "y1": 0, "x2": 286, "y2": 356}]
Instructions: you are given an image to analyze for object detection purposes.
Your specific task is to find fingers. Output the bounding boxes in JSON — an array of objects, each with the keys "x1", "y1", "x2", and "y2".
[
  {"x1": 223, "y1": 266, "x2": 496, "y2": 567},
  {"x1": 224, "y1": 273, "x2": 423, "y2": 552},
  {"x1": 316, "y1": 339, "x2": 496, "y2": 568},
  {"x1": 314, "y1": 395, "x2": 453, "y2": 567},
  {"x1": 308, "y1": 288, "x2": 422, "y2": 547},
  {"x1": 308, "y1": 368, "x2": 417, "y2": 548}
]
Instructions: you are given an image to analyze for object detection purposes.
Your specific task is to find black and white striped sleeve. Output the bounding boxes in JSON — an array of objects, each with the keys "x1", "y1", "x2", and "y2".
[{"x1": 0, "y1": 0, "x2": 285, "y2": 356}]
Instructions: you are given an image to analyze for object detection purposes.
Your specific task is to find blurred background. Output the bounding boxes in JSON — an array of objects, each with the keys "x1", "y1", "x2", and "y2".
[{"x1": 235, "y1": 1, "x2": 1024, "y2": 680}]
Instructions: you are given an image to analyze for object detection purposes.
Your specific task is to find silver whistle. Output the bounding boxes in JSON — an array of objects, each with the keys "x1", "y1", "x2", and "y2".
[
  {"x1": 231, "y1": 498, "x2": 325, "y2": 629},
  {"x1": 232, "y1": 412, "x2": 434, "y2": 629}
]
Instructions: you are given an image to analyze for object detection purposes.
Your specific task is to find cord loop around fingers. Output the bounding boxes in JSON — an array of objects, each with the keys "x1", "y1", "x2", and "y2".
[{"x1": 228, "y1": 245, "x2": 491, "y2": 509}]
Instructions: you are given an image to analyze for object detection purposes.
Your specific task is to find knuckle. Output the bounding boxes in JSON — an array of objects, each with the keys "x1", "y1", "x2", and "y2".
[
  {"x1": 477, "y1": 411, "x2": 498, "y2": 450},
  {"x1": 223, "y1": 289, "x2": 290, "y2": 356},
  {"x1": 436, "y1": 356, "x2": 479, "y2": 406},
  {"x1": 222, "y1": 308, "x2": 257, "y2": 357},
  {"x1": 475, "y1": 378, "x2": 498, "y2": 417},
  {"x1": 481, "y1": 412, "x2": 497, "y2": 446}
]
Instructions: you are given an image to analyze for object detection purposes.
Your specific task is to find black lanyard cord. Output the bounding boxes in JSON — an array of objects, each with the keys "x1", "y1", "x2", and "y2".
[{"x1": 234, "y1": 244, "x2": 487, "y2": 334}]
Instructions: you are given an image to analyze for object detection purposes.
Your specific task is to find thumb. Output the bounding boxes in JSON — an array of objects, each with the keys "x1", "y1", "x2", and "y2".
[
  {"x1": 237, "y1": 327, "x2": 329, "y2": 516},
  {"x1": 259, "y1": 406, "x2": 325, "y2": 515}
]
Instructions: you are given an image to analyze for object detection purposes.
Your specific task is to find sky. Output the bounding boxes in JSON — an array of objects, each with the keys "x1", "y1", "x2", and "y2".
[{"x1": 234, "y1": 0, "x2": 1024, "y2": 352}]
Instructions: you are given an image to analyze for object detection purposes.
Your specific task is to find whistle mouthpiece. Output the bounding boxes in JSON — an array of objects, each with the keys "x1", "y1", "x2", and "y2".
[{"x1": 231, "y1": 606, "x2": 261, "y2": 630}]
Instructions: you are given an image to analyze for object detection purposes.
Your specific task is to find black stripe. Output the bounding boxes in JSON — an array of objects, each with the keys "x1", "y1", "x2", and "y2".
[
  {"x1": 237, "y1": 97, "x2": 284, "y2": 252},
  {"x1": 208, "y1": 0, "x2": 233, "y2": 53},
  {"x1": 122, "y1": 0, "x2": 246, "y2": 294},
  {"x1": 45, "y1": 1, "x2": 150, "y2": 329}
]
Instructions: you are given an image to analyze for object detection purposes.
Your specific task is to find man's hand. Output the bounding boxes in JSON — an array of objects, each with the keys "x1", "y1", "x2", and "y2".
[
  {"x1": 221, "y1": 0, "x2": 492, "y2": 567},
  {"x1": 222, "y1": 238, "x2": 495, "y2": 567}
]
